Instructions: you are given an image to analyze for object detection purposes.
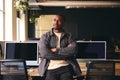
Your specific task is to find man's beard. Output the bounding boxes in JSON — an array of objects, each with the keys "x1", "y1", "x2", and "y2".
[{"x1": 53, "y1": 26, "x2": 63, "y2": 30}]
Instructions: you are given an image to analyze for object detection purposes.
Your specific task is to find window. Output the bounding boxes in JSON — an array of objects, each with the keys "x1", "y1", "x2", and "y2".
[
  {"x1": 0, "y1": 0, "x2": 4, "y2": 40},
  {"x1": 0, "y1": 0, "x2": 26, "y2": 41},
  {"x1": 35, "y1": 15, "x2": 55, "y2": 38}
]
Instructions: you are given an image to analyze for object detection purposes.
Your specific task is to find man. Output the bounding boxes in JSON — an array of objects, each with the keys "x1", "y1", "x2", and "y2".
[{"x1": 38, "y1": 14, "x2": 81, "y2": 80}]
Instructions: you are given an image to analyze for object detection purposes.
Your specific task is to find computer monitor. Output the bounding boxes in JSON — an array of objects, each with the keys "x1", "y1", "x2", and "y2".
[
  {"x1": 4, "y1": 41, "x2": 39, "y2": 66},
  {"x1": 76, "y1": 41, "x2": 106, "y2": 60}
]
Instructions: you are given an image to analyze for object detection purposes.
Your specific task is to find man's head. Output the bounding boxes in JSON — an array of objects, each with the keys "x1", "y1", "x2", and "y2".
[{"x1": 52, "y1": 14, "x2": 65, "y2": 30}]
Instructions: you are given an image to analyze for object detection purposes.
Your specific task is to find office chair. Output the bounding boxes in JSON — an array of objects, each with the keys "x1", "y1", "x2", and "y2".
[
  {"x1": 86, "y1": 60, "x2": 115, "y2": 80},
  {"x1": 0, "y1": 59, "x2": 28, "y2": 80}
]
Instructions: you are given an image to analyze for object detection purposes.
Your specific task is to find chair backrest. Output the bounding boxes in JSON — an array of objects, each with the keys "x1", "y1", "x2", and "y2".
[
  {"x1": 0, "y1": 59, "x2": 28, "y2": 80},
  {"x1": 86, "y1": 60, "x2": 115, "y2": 80}
]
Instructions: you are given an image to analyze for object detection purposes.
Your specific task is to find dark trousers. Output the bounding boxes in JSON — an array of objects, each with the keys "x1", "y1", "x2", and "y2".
[{"x1": 45, "y1": 65, "x2": 74, "y2": 80}]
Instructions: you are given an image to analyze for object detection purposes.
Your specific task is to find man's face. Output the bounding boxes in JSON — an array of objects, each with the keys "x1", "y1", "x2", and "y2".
[{"x1": 52, "y1": 15, "x2": 64, "y2": 30}]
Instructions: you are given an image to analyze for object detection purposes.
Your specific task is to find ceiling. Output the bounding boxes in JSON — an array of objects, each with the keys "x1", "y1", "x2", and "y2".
[{"x1": 28, "y1": 0, "x2": 120, "y2": 10}]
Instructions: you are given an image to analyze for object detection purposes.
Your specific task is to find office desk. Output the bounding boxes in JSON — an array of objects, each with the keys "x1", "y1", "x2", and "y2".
[
  {"x1": 28, "y1": 65, "x2": 86, "y2": 80},
  {"x1": 28, "y1": 60, "x2": 120, "y2": 80},
  {"x1": 28, "y1": 66, "x2": 86, "y2": 77}
]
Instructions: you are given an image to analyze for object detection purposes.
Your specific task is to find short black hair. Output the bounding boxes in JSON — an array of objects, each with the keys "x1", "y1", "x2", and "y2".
[{"x1": 56, "y1": 14, "x2": 66, "y2": 22}]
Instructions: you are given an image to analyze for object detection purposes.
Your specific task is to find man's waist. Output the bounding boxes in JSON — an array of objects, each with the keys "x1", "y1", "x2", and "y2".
[{"x1": 48, "y1": 60, "x2": 69, "y2": 69}]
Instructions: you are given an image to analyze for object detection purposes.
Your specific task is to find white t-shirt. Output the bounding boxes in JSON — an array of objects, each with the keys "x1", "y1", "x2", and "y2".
[{"x1": 48, "y1": 32, "x2": 69, "y2": 70}]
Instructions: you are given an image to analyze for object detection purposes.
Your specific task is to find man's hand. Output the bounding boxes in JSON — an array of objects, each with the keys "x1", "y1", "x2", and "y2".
[
  {"x1": 51, "y1": 48, "x2": 57, "y2": 53},
  {"x1": 67, "y1": 44, "x2": 72, "y2": 48}
]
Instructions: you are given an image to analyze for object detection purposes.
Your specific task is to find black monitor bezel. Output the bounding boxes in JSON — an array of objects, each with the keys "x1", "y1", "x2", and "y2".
[
  {"x1": 4, "y1": 41, "x2": 39, "y2": 66},
  {"x1": 76, "y1": 41, "x2": 106, "y2": 60}
]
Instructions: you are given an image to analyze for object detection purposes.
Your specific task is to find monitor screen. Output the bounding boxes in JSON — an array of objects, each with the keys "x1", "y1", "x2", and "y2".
[
  {"x1": 76, "y1": 41, "x2": 106, "y2": 60},
  {"x1": 4, "y1": 41, "x2": 39, "y2": 66}
]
